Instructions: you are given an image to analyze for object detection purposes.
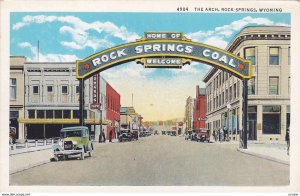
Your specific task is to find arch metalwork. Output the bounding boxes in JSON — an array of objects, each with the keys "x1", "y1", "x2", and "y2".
[{"x1": 76, "y1": 32, "x2": 251, "y2": 148}]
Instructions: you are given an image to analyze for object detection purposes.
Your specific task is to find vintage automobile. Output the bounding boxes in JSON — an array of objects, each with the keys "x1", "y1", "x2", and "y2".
[
  {"x1": 52, "y1": 126, "x2": 93, "y2": 161},
  {"x1": 197, "y1": 129, "x2": 210, "y2": 142},
  {"x1": 119, "y1": 131, "x2": 133, "y2": 142}
]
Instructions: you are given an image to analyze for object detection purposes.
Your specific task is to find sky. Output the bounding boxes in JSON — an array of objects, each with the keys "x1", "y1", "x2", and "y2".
[{"x1": 10, "y1": 12, "x2": 290, "y2": 121}]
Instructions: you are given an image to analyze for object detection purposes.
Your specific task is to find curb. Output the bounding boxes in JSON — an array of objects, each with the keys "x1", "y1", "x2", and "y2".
[
  {"x1": 10, "y1": 159, "x2": 51, "y2": 175},
  {"x1": 236, "y1": 148, "x2": 290, "y2": 165}
]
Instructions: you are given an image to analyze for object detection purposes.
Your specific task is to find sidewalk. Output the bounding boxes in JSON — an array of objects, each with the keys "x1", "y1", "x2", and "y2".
[
  {"x1": 236, "y1": 141, "x2": 290, "y2": 165},
  {"x1": 9, "y1": 140, "x2": 119, "y2": 175}
]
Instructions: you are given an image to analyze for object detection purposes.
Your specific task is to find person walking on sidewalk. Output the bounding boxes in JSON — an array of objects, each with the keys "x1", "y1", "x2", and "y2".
[
  {"x1": 285, "y1": 127, "x2": 290, "y2": 155},
  {"x1": 220, "y1": 127, "x2": 224, "y2": 142}
]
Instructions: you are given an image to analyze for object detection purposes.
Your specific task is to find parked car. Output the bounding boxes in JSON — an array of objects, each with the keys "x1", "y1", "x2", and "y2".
[
  {"x1": 52, "y1": 126, "x2": 93, "y2": 161},
  {"x1": 132, "y1": 130, "x2": 139, "y2": 140},
  {"x1": 197, "y1": 129, "x2": 210, "y2": 142},
  {"x1": 119, "y1": 131, "x2": 133, "y2": 142}
]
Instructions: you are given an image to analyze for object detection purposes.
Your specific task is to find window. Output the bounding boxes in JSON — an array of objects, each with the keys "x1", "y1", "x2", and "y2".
[
  {"x1": 233, "y1": 83, "x2": 237, "y2": 99},
  {"x1": 28, "y1": 110, "x2": 35, "y2": 119},
  {"x1": 54, "y1": 110, "x2": 62, "y2": 119},
  {"x1": 37, "y1": 110, "x2": 45, "y2": 119},
  {"x1": 225, "y1": 89, "x2": 228, "y2": 103},
  {"x1": 46, "y1": 110, "x2": 53, "y2": 118},
  {"x1": 62, "y1": 85, "x2": 68, "y2": 94},
  {"x1": 229, "y1": 86, "x2": 232, "y2": 101},
  {"x1": 248, "y1": 77, "x2": 256, "y2": 95},
  {"x1": 263, "y1": 106, "x2": 281, "y2": 134},
  {"x1": 269, "y1": 47, "x2": 279, "y2": 65},
  {"x1": 222, "y1": 92, "x2": 225, "y2": 105},
  {"x1": 10, "y1": 78, "x2": 17, "y2": 100},
  {"x1": 33, "y1": 85, "x2": 39, "y2": 94},
  {"x1": 76, "y1": 85, "x2": 80, "y2": 94},
  {"x1": 73, "y1": 110, "x2": 79, "y2": 119},
  {"x1": 245, "y1": 47, "x2": 256, "y2": 65},
  {"x1": 47, "y1": 86, "x2": 53, "y2": 92},
  {"x1": 63, "y1": 110, "x2": 71, "y2": 118},
  {"x1": 269, "y1": 77, "x2": 279, "y2": 95}
]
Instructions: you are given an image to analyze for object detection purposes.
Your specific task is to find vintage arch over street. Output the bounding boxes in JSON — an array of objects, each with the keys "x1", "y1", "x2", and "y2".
[{"x1": 76, "y1": 32, "x2": 252, "y2": 148}]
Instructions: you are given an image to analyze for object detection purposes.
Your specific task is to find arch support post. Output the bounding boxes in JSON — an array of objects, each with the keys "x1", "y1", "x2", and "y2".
[
  {"x1": 79, "y1": 78, "x2": 85, "y2": 126},
  {"x1": 242, "y1": 79, "x2": 248, "y2": 149}
]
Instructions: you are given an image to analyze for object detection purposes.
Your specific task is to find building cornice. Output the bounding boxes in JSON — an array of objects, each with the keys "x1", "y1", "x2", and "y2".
[{"x1": 226, "y1": 26, "x2": 291, "y2": 52}]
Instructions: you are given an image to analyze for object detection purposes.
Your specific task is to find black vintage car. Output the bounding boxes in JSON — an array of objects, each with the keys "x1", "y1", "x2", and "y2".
[{"x1": 119, "y1": 131, "x2": 133, "y2": 142}]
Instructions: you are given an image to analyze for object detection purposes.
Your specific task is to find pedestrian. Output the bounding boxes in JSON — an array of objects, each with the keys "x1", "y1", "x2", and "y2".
[
  {"x1": 223, "y1": 126, "x2": 228, "y2": 141},
  {"x1": 212, "y1": 130, "x2": 216, "y2": 142},
  {"x1": 99, "y1": 129, "x2": 105, "y2": 143},
  {"x1": 219, "y1": 127, "x2": 224, "y2": 142},
  {"x1": 286, "y1": 127, "x2": 290, "y2": 155}
]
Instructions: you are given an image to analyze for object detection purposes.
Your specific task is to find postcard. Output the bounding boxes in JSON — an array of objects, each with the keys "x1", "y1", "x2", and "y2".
[{"x1": 1, "y1": 0, "x2": 300, "y2": 194}]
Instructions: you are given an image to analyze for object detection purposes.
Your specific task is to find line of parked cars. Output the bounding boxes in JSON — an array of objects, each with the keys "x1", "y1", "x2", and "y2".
[{"x1": 185, "y1": 129, "x2": 210, "y2": 142}]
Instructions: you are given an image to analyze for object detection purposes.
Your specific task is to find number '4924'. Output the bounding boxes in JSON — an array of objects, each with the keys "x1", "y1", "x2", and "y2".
[{"x1": 177, "y1": 7, "x2": 188, "y2": 11}]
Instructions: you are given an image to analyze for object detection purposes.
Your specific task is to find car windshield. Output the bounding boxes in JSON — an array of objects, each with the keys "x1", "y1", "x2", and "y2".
[{"x1": 60, "y1": 130, "x2": 82, "y2": 138}]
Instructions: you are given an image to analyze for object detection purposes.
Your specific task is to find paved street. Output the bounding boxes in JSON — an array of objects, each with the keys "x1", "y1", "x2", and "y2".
[{"x1": 10, "y1": 135, "x2": 289, "y2": 186}]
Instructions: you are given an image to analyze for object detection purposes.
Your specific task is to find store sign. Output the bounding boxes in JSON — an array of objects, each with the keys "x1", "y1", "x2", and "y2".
[
  {"x1": 90, "y1": 74, "x2": 100, "y2": 110},
  {"x1": 77, "y1": 32, "x2": 252, "y2": 79}
]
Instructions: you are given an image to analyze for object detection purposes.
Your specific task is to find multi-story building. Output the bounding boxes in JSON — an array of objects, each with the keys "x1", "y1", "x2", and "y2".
[
  {"x1": 10, "y1": 56, "x2": 26, "y2": 139},
  {"x1": 11, "y1": 57, "x2": 120, "y2": 141},
  {"x1": 106, "y1": 83, "x2": 121, "y2": 142},
  {"x1": 193, "y1": 86, "x2": 206, "y2": 130},
  {"x1": 203, "y1": 26, "x2": 290, "y2": 142},
  {"x1": 120, "y1": 106, "x2": 141, "y2": 133},
  {"x1": 184, "y1": 96, "x2": 194, "y2": 132}
]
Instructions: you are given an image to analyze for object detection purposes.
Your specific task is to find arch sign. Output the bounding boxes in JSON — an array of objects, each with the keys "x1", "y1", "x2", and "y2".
[
  {"x1": 76, "y1": 32, "x2": 252, "y2": 79},
  {"x1": 76, "y1": 32, "x2": 251, "y2": 149}
]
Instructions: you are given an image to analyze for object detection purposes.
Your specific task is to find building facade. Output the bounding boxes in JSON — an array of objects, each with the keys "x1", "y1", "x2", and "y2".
[
  {"x1": 203, "y1": 26, "x2": 290, "y2": 142},
  {"x1": 193, "y1": 86, "x2": 206, "y2": 130},
  {"x1": 10, "y1": 56, "x2": 26, "y2": 139},
  {"x1": 11, "y1": 57, "x2": 120, "y2": 141},
  {"x1": 120, "y1": 107, "x2": 141, "y2": 133},
  {"x1": 106, "y1": 83, "x2": 121, "y2": 142},
  {"x1": 184, "y1": 96, "x2": 194, "y2": 132}
]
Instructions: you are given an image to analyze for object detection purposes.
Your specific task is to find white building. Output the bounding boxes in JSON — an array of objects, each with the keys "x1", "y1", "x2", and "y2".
[
  {"x1": 203, "y1": 26, "x2": 290, "y2": 142},
  {"x1": 16, "y1": 59, "x2": 111, "y2": 140}
]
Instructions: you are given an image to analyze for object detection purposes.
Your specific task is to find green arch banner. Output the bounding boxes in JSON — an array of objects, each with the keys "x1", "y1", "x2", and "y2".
[{"x1": 76, "y1": 33, "x2": 252, "y2": 79}]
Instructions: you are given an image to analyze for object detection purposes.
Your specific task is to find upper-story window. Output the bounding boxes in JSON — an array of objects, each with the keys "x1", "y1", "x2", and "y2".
[
  {"x1": 269, "y1": 76, "x2": 279, "y2": 95},
  {"x1": 47, "y1": 86, "x2": 53, "y2": 93},
  {"x1": 244, "y1": 47, "x2": 256, "y2": 65},
  {"x1": 269, "y1": 47, "x2": 280, "y2": 65},
  {"x1": 10, "y1": 78, "x2": 17, "y2": 100},
  {"x1": 62, "y1": 85, "x2": 68, "y2": 94},
  {"x1": 76, "y1": 85, "x2": 80, "y2": 94},
  {"x1": 33, "y1": 85, "x2": 39, "y2": 94},
  {"x1": 248, "y1": 77, "x2": 256, "y2": 95}
]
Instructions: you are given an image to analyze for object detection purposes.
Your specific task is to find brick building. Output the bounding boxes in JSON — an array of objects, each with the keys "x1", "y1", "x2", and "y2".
[{"x1": 193, "y1": 85, "x2": 206, "y2": 130}]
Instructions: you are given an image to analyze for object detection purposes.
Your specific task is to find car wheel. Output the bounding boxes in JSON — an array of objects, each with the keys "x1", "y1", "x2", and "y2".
[
  {"x1": 54, "y1": 155, "x2": 59, "y2": 162},
  {"x1": 80, "y1": 149, "x2": 85, "y2": 160}
]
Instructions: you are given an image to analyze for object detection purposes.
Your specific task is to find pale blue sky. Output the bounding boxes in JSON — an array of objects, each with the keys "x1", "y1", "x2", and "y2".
[{"x1": 10, "y1": 12, "x2": 290, "y2": 120}]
